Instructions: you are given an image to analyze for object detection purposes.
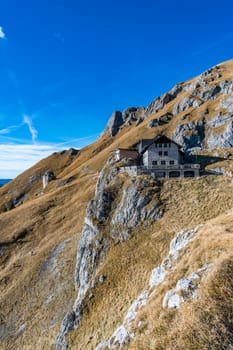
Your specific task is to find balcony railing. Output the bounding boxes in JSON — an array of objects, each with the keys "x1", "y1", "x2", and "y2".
[{"x1": 121, "y1": 164, "x2": 200, "y2": 170}]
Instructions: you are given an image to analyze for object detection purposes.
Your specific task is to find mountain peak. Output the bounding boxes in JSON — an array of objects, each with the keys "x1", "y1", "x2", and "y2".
[{"x1": 2, "y1": 59, "x2": 233, "y2": 350}]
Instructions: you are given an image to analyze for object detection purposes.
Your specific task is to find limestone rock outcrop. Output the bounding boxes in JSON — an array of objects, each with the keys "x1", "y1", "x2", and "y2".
[
  {"x1": 105, "y1": 107, "x2": 145, "y2": 136},
  {"x1": 145, "y1": 84, "x2": 183, "y2": 116},
  {"x1": 95, "y1": 225, "x2": 207, "y2": 349},
  {"x1": 106, "y1": 111, "x2": 124, "y2": 137},
  {"x1": 105, "y1": 64, "x2": 233, "y2": 155},
  {"x1": 42, "y1": 170, "x2": 56, "y2": 189},
  {"x1": 56, "y1": 60, "x2": 233, "y2": 350},
  {"x1": 56, "y1": 160, "x2": 162, "y2": 349}
]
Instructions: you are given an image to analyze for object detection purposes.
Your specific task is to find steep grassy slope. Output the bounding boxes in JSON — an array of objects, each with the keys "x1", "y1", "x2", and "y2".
[
  {"x1": 1, "y1": 58, "x2": 233, "y2": 350},
  {"x1": 66, "y1": 175, "x2": 233, "y2": 349},
  {"x1": 0, "y1": 171, "x2": 97, "y2": 350},
  {"x1": 130, "y1": 211, "x2": 233, "y2": 350}
]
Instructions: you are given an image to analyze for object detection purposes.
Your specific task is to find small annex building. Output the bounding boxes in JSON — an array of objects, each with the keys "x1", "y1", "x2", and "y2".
[
  {"x1": 112, "y1": 135, "x2": 200, "y2": 178},
  {"x1": 114, "y1": 148, "x2": 138, "y2": 162}
]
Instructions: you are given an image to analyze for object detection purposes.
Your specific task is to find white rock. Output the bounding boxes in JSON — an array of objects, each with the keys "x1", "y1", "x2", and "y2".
[
  {"x1": 168, "y1": 294, "x2": 183, "y2": 309},
  {"x1": 149, "y1": 264, "x2": 168, "y2": 288},
  {"x1": 163, "y1": 290, "x2": 183, "y2": 309},
  {"x1": 111, "y1": 325, "x2": 132, "y2": 346},
  {"x1": 95, "y1": 340, "x2": 110, "y2": 350},
  {"x1": 176, "y1": 272, "x2": 199, "y2": 292},
  {"x1": 125, "y1": 291, "x2": 149, "y2": 324},
  {"x1": 96, "y1": 226, "x2": 204, "y2": 350},
  {"x1": 169, "y1": 226, "x2": 201, "y2": 260},
  {"x1": 162, "y1": 290, "x2": 174, "y2": 308},
  {"x1": 150, "y1": 226, "x2": 202, "y2": 288},
  {"x1": 162, "y1": 266, "x2": 210, "y2": 310}
]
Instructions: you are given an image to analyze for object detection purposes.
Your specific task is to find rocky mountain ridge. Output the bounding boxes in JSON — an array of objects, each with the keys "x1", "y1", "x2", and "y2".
[
  {"x1": 106, "y1": 63, "x2": 233, "y2": 157},
  {"x1": 1, "y1": 59, "x2": 233, "y2": 350}
]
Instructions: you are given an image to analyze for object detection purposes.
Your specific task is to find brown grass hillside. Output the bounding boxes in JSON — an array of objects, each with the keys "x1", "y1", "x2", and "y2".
[{"x1": 1, "y1": 58, "x2": 233, "y2": 350}]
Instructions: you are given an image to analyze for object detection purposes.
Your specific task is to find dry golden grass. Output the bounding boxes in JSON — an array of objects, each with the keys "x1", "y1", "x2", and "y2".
[
  {"x1": 66, "y1": 175, "x2": 233, "y2": 350},
  {"x1": 0, "y1": 170, "x2": 98, "y2": 350},
  {"x1": 130, "y1": 213, "x2": 233, "y2": 350},
  {"x1": 1, "y1": 58, "x2": 233, "y2": 350}
]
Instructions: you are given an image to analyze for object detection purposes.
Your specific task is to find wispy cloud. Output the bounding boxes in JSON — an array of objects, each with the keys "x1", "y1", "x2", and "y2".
[
  {"x1": 23, "y1": 115, "x2": 38, "y2": 143},
  {"x1": 0, "y1": 133, "x2": 99, "y2": 179},
  {"x1": 0, "y1": 143, "x2": 64, "y2": 178},
  {"x1": 0, "y1": 123, "x2": 22, "y2": 135},
  {"x1": 0, "y1": 26, "x2": 6, "y2": 39},
  {"x1": 0, "y1": 128, "x2": 11, "y2": 135},
  {"x1": 55, "y1": 134, "x2": 99, "y2": 147}
]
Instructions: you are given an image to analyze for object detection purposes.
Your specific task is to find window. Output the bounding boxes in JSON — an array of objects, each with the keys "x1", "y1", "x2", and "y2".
[
  {"x1": 170, "y1": 160, "x2": 175, "y2": 165},
  {"x1": 164, "y1": 151, "x2": 168, "y2": 156},
  {"x1": 152, "y1": 161, "x2": 157, "y2": 165},
  {"x1": 161, "y1": 160, "x2": 166, "y2": 165},
  {"x1": 159, "y1": 151, "x2": 162, "y2": 156},
  {"x1": 164, "y1": 144, "x2": 167, "y2": 147},
  {"x1": 169, "y1": 143, "x2": 171, "y2": 147},
  {"x1": 159, "y1": 143, "x2": 162, "y2": 148}
]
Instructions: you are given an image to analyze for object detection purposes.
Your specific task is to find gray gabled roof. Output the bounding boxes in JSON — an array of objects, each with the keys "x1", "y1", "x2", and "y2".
[{"x1": 136, "y1": 135, "x2": 184, "y2": 154}]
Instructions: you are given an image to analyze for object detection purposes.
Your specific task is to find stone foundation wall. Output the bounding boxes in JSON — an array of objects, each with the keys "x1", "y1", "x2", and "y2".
[{"x1": 120, "y1": 166, "x2": 200, "y2": 178}]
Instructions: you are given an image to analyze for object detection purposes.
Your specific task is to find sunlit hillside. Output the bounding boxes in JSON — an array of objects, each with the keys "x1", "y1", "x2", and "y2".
[{"x1": 1, "y1": 59, "x2": 233, "y2": 350}]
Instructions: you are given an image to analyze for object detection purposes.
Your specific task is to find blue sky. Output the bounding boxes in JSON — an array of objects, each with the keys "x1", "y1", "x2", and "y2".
[{"x1": 0, "y1": 0, "x2": 233, "y2": 178}]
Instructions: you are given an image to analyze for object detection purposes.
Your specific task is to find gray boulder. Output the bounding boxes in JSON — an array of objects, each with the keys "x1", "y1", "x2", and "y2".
[{"x1": 147, "y1": 118, "x2": 160, "y2": 128}]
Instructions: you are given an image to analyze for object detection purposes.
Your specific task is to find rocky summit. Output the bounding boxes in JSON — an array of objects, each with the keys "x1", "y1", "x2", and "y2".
[{"x1": 1, "y1": 59, "x2": 233, "y2": 350}]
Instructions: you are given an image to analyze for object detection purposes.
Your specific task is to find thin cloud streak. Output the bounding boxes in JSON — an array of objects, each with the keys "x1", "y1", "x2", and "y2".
[
  {"x1": 0, "y1": 124, "x2": 22, "y2": 135},
  {"x1": 0, "y1": 128, "x2": 11, "y2": 135},
  {"x1": 0, "y1": 133, "x2": 98, "y2": 178},
  {"x1": 23, "y1": 115, "x2": 38, "y2": 143},
  {"x1": 55, "y1": 133, "x2": 99, "y2": 147},
  {"x1": 0, "y1": 26, "x2": 6, "y2": 39},
  {"x1": 0, "y1": 144, "x2": 63, "y2": 178}
]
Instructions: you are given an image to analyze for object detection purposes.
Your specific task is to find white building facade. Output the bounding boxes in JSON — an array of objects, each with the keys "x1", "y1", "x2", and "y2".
[{"x1": 116, "y1": 135, "x2": 200, "y2": 178}]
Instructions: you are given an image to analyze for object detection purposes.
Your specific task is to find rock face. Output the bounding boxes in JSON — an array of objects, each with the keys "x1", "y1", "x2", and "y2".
[
  {"x1": 56, "y1": 61, "x2": 233, "y2": 350},
  {"x1": 111, "y1": 177, "x2": 161, "y2": 240},
  {"x1": 145, "y1": 83, "x2": 183, "y2": 116},
  {"x1": 171, "y1": 77, "x2": 233, "y2": 153},
  {"x1": 56, "y1": 160, "x2": 162, "y2": 349},
  {"x1": 105, "y1": 65, "x2": 233, "y2": 155},
  {"x1": 106, "y1": 111, "x2": 124, "y2": 137},
  {"x1": 42, "y1": 170, "x2": 56, "y2": 189},
  {"x1": 172, "y1": 96, "x2": 203, "y2": 115},
  {"x1": 173, "y1": 120, "x2": 205, "y2": 153},
  {"x1": 105, "y1": 107, "x2": 145, "y2": 136}
]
